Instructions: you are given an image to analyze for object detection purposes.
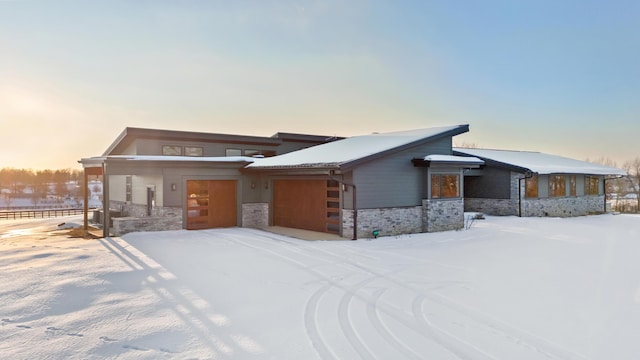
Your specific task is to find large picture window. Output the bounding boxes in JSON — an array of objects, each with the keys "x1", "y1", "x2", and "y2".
[
  {"x1": 585, "y1": 176, "x2": 599, "y2": 195},
  {"x1": 570, "y1": 175, "x2": 576, "y2": 196},
  {"x1": 549, "y1": 175, "x2": 566, "y2": 197},
  {"x1": 525, "y1": 175, "x2": 538, "y2": 198},
  {"x1": 431, "y1": 174, "x2": 460, "y2": 199}
]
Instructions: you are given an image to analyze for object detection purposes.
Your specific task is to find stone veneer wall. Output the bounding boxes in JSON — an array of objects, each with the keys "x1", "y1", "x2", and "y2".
[
  {"x1": 522, "y1": 195, "x2": 605, "y2": 217},
  {"x1": 464, "y1": 198, "x2": 519, "y2": 216},
  {"x1": 341, "y1": 206, "x2": 423, "y2": 239},
  {"x1": 242, "y1": 203, "x2": 269, "y2": 228},
  {"x1": 422, "y1": 199, "x2": 464, "y2": 232},
  {"x1": 109, "y1": 200, "x2": 183, "y2": 236},
  {"x1": 110, "y1": 200, "x2": 182, "y2": 218},
  {"x1": 112, "y1": 216, "x2": 183, "y2": 236}
]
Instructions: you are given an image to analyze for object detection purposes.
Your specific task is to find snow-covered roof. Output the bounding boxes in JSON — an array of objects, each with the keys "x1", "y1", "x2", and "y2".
[
  {"x1": 453, "y1": 148, "x2": 627, "y2": 176},
  {"x1": 248, "y1": 125, "x2": 469, "y2": 169},
  {"x1": 423, "y1": 154, "x2": 484, "y2": 165}
]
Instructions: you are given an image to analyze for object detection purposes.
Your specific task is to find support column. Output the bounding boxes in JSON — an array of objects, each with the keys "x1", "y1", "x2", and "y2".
[
  {"x1": 82, "y1": 166, "x2": 104, "y2": 235},
  {"x1": 102, "y1": 164, "x2": 110, "y2": 238},
  {"x1": 83, "y1": 169, "x2": 89, "y2": 231}
]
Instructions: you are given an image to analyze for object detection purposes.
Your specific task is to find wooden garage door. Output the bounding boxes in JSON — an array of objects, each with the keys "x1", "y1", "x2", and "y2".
[
  {"x1": 273, "y1": 180, "x2": 340, "y2": 234},
  {"x1": 186, "y1": 180, "x2": 237, "y2": 230}
]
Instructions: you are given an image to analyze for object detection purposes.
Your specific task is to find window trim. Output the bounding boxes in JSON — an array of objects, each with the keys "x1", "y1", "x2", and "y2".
[
  {"x1": 570, "y1": 175, "x2": 576, "y2": 197},
  {"x1": 549, "y1": 175, "x2": 566, "y2": 198},
  {"x1": 585, "y1": 175, "x2": 600, "y2": 195},
  {"x1": 184, "y1": 146, "x2": 203, "y2": 157},
  {"x1": 525, "y1": 174, "x2": 539, "y2": 198},
  {"x1": 162, "y1": 145, "x2": 183, "y2": 156},
  {"x1": 430, "y1": 172, "x2": 460, "y2": 199},
  {"x1": 125, "y1": 175, "x2": 132, "y2": 202}
]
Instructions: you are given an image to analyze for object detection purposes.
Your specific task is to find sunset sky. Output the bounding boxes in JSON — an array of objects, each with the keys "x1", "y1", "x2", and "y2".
[{"x1": 1, "y1": 0, "x2": 638, "y2": 170}]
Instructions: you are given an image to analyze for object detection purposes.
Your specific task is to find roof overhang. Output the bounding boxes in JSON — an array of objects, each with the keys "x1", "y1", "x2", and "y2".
[
  {"x1": 79, "y1": 155, "x2": 255, "y2": 172},
  {"x1": 103, "y1": 127, "x2": 283, "y2": 156},
  {"x1": 452, "y1": 148, "x2": 628, "y2": 176},
  {"x1": 412, "y1": 155, "x2": 484, "y2": 168}
]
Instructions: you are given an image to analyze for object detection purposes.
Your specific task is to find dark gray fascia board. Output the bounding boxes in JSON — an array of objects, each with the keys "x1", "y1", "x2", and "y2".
[
  {"x1": 338, "y1": 125, "x2": 470, "y2": 171},
  {"x1": 102, "y1": 128, "x2": 130, "y2": 156},
  {"x1": 411, "y1": 158, "x2": 483, "y2": 168},
  {"x1": 271, "y1": 132, "x2": 345, "y2": 143},
  {"x1": 241, "y1": 165, "x2": 340, "y2": 175}
]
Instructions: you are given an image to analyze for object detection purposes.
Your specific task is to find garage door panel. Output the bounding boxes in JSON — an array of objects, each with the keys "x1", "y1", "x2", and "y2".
[
  {"x1": 274, "y1": 180, "x2": 327, "y2": 233},
  {"x1": 187, "y1": 180, "x2": 237, "y2": 230}
]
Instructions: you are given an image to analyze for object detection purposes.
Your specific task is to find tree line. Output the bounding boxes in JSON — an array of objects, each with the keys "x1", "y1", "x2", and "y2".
[
  {"x1": 2, "y1": 156, "x2": 639, "y2": 212},
  {"x1": 0, "y1": 168, "x2": 89, "y2": 203},
  {"x1": 588, "y1": 157, "x2": 640, "y2": 213}
]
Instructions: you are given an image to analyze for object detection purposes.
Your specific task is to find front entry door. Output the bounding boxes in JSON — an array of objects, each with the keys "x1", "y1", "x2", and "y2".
[{"x1": 186, "y1": 180, "x2": 237, "y2": 230}]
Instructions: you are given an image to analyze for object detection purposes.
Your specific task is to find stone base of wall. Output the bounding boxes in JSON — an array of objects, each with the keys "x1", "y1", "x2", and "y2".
[
  {"x1": 423, "y1": 199, "x2": 464, "y2": 232},
  {"x1": 523, "y1": 195, "x2": 605, "y2": 217},
  {"x1": 464, "y1": 198, "x2": 518, "y2": 216},
  {"x1": 112, "y1": 216, "x2": 183, "y2": 237},
  {"x1": 110, "y1": 201, "x2": 182, "y2": 218},
  {"x1": 342, "y1": 206, "x2": 423, "y2": 239},
  {"x1": 242, "y1": 203, "x2": 269, "y2": 228},
  {"x1": 108, "y1": 201, "x2": 183, "y2": 236}
]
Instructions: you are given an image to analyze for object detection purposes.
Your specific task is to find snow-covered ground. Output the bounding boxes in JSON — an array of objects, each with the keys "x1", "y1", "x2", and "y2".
[{"x1": 1, "y1": 214, "x2": 639, "y2": 359}]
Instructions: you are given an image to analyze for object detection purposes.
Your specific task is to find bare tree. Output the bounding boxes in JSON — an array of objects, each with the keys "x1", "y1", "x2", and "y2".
[
  {"x1": 623, "y1": 157, "x2": 640, "y2": 212},
  {"x1": 587, "y1": 158, "x2": 628, "y2": 210}
]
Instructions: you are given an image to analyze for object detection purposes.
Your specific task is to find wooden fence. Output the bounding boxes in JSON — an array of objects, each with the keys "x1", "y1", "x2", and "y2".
[{"x1": 0, "y1": 208, "x2": 87, "y2": 220}]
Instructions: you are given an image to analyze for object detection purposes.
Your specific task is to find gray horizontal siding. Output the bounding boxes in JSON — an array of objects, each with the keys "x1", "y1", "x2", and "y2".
[
  {"x1": 353, "y1": 137, "x2": 451, "y2": 209},
  {"x1": 464, "y1": 167, "x2": 512, "y2": 199},
  {"x1": 134, "y1": 138, "x2": 279, "y2": 157}
]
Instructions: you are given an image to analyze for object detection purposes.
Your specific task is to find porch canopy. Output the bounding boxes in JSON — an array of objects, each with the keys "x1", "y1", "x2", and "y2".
[{"x1": 78, "y1": 155, "x2": 256, "y2": 237}]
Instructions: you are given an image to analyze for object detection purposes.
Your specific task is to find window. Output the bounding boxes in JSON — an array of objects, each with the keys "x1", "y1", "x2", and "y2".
[
  {"x1": 184, "y1": 146, "x2": 203, "y2": 157},
  {"x1": 244, "y1": 149, "x2": 261, "y2": 157},
  {"x1": 585, "y1": 176, "x2": 599, "y2": 195},
  {"x1": 431, "y1": 174, "x2": 460, "y2": 199},
  {"x1": 125, "y1": 176, "x2": 132, "y2": 202},
  {"x1": 570, "y1": 175, "x2": 576, "y2": 196},
  {"x1": 225, "y1": 148, "x2": 242, "y2": 156},
  {"x1": 525, "y1": 175, "x2": 538, "y2": 198},
  {"x1": 549, "y1": 175, "x2": 566, "y2": 197},
  {"x1": 162, "y1": 145, "x2": 182, "y2": 156}
]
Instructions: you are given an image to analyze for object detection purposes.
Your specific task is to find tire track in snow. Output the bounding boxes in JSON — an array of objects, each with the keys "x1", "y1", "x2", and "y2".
[
  {"x1": 425, "y1": 291, "x2": 590, "y2": 360},
  {"x1": 221, "y1": 231, "x2": 347, "y2": 359},
  {"x1": 337, "y1": 274, "x2": 378, "y2": 360},
  {"x1": 228, "y1": 231, "x2": 417, "y2": 359},
  {"x1": 307, "y1": 236, "x2": 590, "y2": 360},
  {"x1": 367, "y1": 288, "x2": 423, "y2": 360},
  {"x1": 411, "y1": 296, "x2": 496, "y2": 360},
  {"x1": 242, "y1": 229, "x2": 590, "y2": 360},
  {"x1": 228, "y1": 230, "x2": 470, "y2": 359},
  {"x1": 304, "y1": 281, "x2": 340, "y2": 360}
]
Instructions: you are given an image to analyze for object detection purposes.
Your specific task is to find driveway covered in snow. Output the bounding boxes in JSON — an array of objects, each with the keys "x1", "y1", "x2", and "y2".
[{"x1": 1, "y1": 215, "x2": 640, "y2": 359}]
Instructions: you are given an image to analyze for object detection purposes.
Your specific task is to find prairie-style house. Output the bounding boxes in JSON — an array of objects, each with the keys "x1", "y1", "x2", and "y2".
[{"x1": 79, "y1": 125, "x2": 625, "y2": 238}]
